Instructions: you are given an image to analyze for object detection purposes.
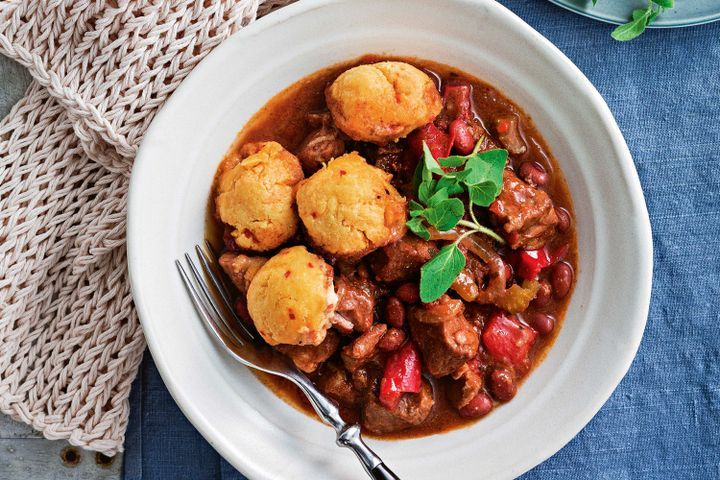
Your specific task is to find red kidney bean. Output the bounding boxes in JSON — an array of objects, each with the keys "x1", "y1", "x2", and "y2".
[
  {"x1": 555, "y1": 207, "x2": 572, "y2": 233},
  {"x1": 551, "y1": 262, "x2": 574, "y2": 299},
  {"x1": 533, "y1": 280, "x2": 552, "y2": 307},
  {"x1": 518, "y1": 161, "x2": 548, "y2": 187},
  {"x1": 378, "y1": 328, "x2": 406, "y2": 352},
  {"x1": 489, "y1": 369, "x2": 517, "y2": 402},
  {"x1": 385, "y1": 297, "x2": 406, "y2": 328},
  {"x1": 458, "y1": 392, "x2": 494, "y2": 418},
  {"x1": 449, "y1": 119, "x2": 475, "y2": 155},
  {"x1": 395, "y1": 283, "x2": 420, "y2": 304},
  {"x1": 528, "y1": 312, "x2": 555, "y2": 336}
]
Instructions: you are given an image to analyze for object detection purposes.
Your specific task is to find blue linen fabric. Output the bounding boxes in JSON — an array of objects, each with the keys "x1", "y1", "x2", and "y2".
[{"x1": 122, "y1": 1, "x2": 720, "y2": 478}]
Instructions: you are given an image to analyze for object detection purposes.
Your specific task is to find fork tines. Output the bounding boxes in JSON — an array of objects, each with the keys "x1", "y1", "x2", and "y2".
[{"x1": 175, "y1": 242, "x2": 256, "y2": 347}]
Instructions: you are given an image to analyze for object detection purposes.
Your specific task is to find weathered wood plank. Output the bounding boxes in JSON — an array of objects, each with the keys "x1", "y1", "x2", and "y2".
[
  {"x1": 0, "y1": 54, "x2": 32, "y2": 118},
  {"x1": 0, "y1": 414, "x2": 42, "y2": 439},
  {"x1": 0, "y1": 438, "x2": 122, "y2": 479}
]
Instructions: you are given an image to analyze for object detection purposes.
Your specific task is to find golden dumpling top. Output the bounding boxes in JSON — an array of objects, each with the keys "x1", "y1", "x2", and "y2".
[
  {"x1": 246, "y1": 246, "x2": 337, "y2": 346},
  {"x1": 326, "y1": 61, "x2": 442, "y2": 144},
  {"x1": 215, "y1": 141, "x2": 304, "y2": 252},
  {"x1": 296, "y1": 152, "x2": 407, "y2": 258}
]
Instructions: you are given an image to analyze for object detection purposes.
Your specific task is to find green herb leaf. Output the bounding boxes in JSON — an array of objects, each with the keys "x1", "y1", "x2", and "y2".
[
  {"x1": 421, "y1": 160, "x2": 434, "y2": 183},
  {"x1": 422, "y1": 142, "x2": 444, "y2": 176},
  {"x1": 409, "y1": 199, "x2": 424, "y2": 211},
  {"x1": 468, "y1": 181, "x2": 501, "y2": 207},
  {"x1": 412, "y1": 161, "x2": 424, "y2": 192},
  {"x1": 611, "y1": 13, "x2": 650, "y2": 41},
  {"x1": 420, "y1": 244, "x2": 467, "y2": 302},
  {"x1": 452, "y1": 169, "x2": 473, "y2": 181},
  {"x1": 423, "y1": 198, "x2": 464, "y2": 231},
  {"x1": 413, "y1": 144, "x2": 435, "y2": 194},
  {"x1": 652, "y1": 0, "x2": 673, "y2": 8},
  {"x1": 435, "y1": 175, "x2": 466, "y2": 196},
  {"x1": 593, "y1": 0, "x2": 670, "y2": 41},
  {"x1": 463, "y1": 149, "x2": 507, "y2": 186},
  {"x1": 418, "y1": 179, "x2": 437, "y2": 205},
  {"x1": 406, "y1": 217, "x2": 431, "y2": 240},
  {"x1": 427, "y1": 187, "x2": 449, "y2": 207},
  {"x1": 632, "y1": 8, "x2": 658, "y2": 23},
  {"x1": 409, "y1": 200, "x2": 425, "y2": 218},
  {"x1": 632, "y1": 8, "x2": 647, "y2": 21},
  {"x1": 439, "y1": 156, "x2": 468, "y2": 168}
]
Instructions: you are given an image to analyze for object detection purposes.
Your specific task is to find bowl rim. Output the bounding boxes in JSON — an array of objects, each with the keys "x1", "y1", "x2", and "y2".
[{"x1": 127, "y1": 0, "x2": 654, "y2": 478}]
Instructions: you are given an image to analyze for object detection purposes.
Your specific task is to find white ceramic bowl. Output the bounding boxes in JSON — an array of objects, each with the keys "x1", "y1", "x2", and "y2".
[{"x1": 127, "y1": 0, "x2": 653, "y2": 478}]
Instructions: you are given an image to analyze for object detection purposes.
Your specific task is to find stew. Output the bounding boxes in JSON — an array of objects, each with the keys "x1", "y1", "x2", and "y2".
[{"x1": 207, "y1": 55, "x2": 577, "y2": 438}]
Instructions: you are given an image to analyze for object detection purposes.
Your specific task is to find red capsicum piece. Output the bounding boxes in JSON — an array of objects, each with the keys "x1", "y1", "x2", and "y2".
[
  {"x1": 379, "y1": 340, "x2": 422, "y2": 409},
  {"x1": 409, "y1": 123, "x2": 454, "y2": 161},
  {"x1": 516, "y1": 248, "x2": 552, "y2": 281},
  {"x1": 482, "y1": 311, "x2": 537, "y2": 371},
  {"x1": 515, "y1": 244, "x2": 569, "y2": 281}
]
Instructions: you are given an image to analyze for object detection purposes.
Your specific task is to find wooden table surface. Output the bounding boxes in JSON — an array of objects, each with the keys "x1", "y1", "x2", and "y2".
[{"x1": 0, "y1": 54, "x2": 123, "y2": 480}]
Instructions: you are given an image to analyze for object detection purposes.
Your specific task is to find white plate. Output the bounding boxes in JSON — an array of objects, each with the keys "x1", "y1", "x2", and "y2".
[{"x1": 127, "y1": 0, "x2": 653, "y2": 478}]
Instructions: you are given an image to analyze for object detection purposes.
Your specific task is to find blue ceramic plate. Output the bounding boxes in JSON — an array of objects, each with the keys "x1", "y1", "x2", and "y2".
[{"x1": 548, "y1": 0, "x2": 720, "y2": 27}]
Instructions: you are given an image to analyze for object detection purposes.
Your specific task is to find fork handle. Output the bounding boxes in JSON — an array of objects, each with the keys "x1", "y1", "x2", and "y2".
[
  {"x1": 370, "y1": 463, "x2": 401, "y2": 480},
  {"x1": 337, "y1": 424, "x2": 400, "y2": 480},
  {"x1": 291, "y1": 373, "x2": 401, "y2": 479}
]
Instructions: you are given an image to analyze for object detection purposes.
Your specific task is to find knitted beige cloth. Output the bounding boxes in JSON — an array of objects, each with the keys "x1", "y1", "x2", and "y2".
[{"x1": 0, "y1": 0, "x2": 293, "y2": 456}]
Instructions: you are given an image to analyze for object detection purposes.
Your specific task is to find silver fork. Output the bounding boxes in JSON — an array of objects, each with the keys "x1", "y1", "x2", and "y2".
[{"x1": 175, "y1": 242, "x2": 400, "y2": 480}]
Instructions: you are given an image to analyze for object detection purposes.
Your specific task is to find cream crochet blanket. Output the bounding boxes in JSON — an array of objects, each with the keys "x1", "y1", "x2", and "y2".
[{"x1": 0, "y1": 0, "x2": 292, "y2": 456}]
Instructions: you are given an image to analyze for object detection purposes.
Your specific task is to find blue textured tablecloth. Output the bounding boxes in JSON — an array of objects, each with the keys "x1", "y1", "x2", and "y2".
[{"x1": 122, "y1": 1, "x2": 720, "y2": 478}]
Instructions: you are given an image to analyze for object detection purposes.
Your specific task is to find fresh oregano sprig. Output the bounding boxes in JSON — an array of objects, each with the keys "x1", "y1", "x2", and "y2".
[
  {"x1": 592, "y1": 0, "x2": 675, "y2": 41},
  {"x1": 406, "y1": 140, "x2": 508, "y2": 302}
]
